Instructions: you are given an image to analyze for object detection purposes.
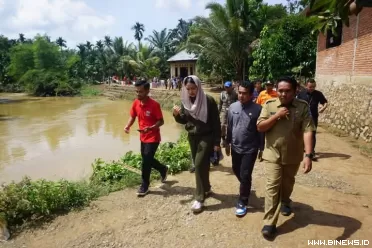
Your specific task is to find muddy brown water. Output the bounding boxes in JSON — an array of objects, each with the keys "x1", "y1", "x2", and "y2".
[{"x1": 0, "y1": 94, "x2": 182, "y2": 184}]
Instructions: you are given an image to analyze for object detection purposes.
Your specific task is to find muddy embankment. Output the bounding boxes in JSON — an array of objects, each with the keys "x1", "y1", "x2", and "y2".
[{"x1": 102, "y1": 85, "x2": 182, "y2": 110}]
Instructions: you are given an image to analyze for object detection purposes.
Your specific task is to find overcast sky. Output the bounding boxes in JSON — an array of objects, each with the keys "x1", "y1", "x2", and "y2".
[{"x1": 0, "y1": 0, "x2": 287, "y2": 47}]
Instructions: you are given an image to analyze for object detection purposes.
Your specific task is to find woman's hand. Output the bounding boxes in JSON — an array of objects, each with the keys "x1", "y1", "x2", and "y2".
[
  {"x1": 214, "y1": 146, "x2": 221, "y2": 152},
  {"x1": 173, "y1": 105, "x2": 181, "y2": 116}
]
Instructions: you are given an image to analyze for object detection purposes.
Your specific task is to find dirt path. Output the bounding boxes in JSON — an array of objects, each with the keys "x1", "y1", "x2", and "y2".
[{"x1": 2, "y1": 127, "x2": 372, "y2": 248}]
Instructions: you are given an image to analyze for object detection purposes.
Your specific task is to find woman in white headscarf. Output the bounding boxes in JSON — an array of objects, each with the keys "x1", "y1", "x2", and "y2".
[{"x1": 173, "y1": 75, "x2": 221, "y2": 213}]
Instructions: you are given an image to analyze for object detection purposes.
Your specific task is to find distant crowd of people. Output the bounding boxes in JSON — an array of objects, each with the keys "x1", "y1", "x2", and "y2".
[{"x1": 123, "y1": 75, "x2": 328, "y2": 240}]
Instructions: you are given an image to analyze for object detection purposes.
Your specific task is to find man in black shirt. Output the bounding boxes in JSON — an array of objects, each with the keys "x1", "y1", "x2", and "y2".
[{"x1": 297, "y1": 79, "x2": 328, "y2": 160}]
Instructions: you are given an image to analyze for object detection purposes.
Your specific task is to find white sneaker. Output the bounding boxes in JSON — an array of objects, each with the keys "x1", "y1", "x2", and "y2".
[{"x1": 191, "y1": 200, "x2": 204, "y2": 213}]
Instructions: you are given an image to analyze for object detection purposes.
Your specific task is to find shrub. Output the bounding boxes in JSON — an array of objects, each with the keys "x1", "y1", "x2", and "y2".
[
  {"x1": 0, "y1": 132, "x2": 191, "y2": 228},
  {"x1": 0, "y1": 178, "x2": 100, "y2": 226}
]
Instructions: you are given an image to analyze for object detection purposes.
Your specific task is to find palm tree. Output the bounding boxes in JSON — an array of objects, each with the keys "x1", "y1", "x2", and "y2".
[
  {"x1": 85, "y1": 41, "x2": 93, "y2": 51},
  {"x1": 131, "y1": 22, "x2": 145, "y2": 49},
  {"x1": 170, "y1": 19, "x2": 192, "y2": 50},
  {"x1": 112, "y1": 37, "x2": 125, "y2": 56},
  {"x1": 145, "y1": 28, "x2": 172, "y2": 53},
  {"x1": 18, "y1": 33, "x2": 25, "y2": 43},
  {"x1": 77, "y1": 44, "x2": 86, "y2": 58},
  {"x1": 145, "y1": 28, "x2": 174, "y2": 77},
  {"x1": 56, "y1": 37, "x2": 67, "y2": 51},
  {"x1": 104, "y1": 35, "x2": 112, "y2": 49},
  {"x1": 186, "y1": 0, "x2": 253, "y2": 80},
  {"x1": 122, "y1": 45, "x2": 160, "y2": 78},
  {"x1": 95, "y1": 40, "x2": 104, "y2": 51}
]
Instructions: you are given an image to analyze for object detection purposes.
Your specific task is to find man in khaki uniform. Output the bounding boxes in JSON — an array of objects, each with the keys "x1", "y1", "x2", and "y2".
[
  {"x1": 218, "y1": 81, "x2": 238, "y2": 147},
  {"x1": 257, "y1": 76, "x2": 315, "y2": 239}
]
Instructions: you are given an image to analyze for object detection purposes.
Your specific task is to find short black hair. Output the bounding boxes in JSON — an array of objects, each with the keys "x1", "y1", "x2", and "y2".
[
  {"x1": 252, "y1": 79, "x2": 262, "y2": 84},
  {"x1": 135, "y1": 80, "x2": 150, "y2": 90},
  {"x1": 306, "y1": 78, "x2": 316, "y2": 84},
  {"x1": 277, "y1": 76, "x2": 298, "y2": 90},
  {"x1": 239, "y1": 80, "x2": 254, "y2": 94}
]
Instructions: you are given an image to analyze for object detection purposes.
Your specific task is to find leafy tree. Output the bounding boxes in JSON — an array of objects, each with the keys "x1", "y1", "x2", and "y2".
[
  {"x1": 18, "y1": 33, "x2": 26, "y2": 44},
  {"x1": 8, "y1": 43, "x2": 34, "y2": 80},
  {"x1": 33, "y1": 36, "x2": 61, "y2": 70},
  {"x1": 250, "y1": 15, "x2": 317, "y2": 80},
  {"x1": 307, "y1": 0, "x2": 372, "y2": 34},
  {"x1": 286, "y1": 0, "x2": 309, "y2": 14},
  {"x1": 0, "y1": 36, "x2": 11, "y2": 82}
]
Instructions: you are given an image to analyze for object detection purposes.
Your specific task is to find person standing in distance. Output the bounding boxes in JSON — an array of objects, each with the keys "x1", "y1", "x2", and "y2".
[
  {"x1": 252, "y1": 79, "x2": 263, "y2": 102},
  {"x1": 256, "y1": 81, "x2": 278, "y2": 106},
  {"x1": 124, "y1": 80, "x2": 169, "y2": 197},
  {"x1": 225, "y1": 81, "x2": 264, "y2": 216},
  {"x1": 173, "y1": 75, "x2": 221, "y2": 213},
  {"x1": 218, "y1": 81, "x2": 238, "y2": 148},
  {"x1": 296, "y1": 79, "x2": 328, "y2": 160},
  {"x1": 257, "y1": 76, "x2": 315, "y2": 239}
]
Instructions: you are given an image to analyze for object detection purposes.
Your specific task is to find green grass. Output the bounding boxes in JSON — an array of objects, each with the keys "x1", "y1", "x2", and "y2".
[
  {"x1": 79, "y1": 85, "x2": 102, "y2": 97},
  {"x1": 0, "y1": 133, "x2": 191, "y2": 229}
]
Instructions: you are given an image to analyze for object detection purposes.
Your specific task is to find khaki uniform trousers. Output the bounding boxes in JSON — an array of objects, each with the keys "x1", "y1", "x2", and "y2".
[{"x1": 263, "y1": 162, "x2": 300, "y2": 226}]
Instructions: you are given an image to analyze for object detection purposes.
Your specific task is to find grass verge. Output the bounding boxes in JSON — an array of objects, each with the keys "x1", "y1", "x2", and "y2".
[
  {"x1": 0, "y1": 133, "x2": 190, "y2": 231},
  {"x1": 79, "y1": 85, "x2": 103, "y2": 97}
]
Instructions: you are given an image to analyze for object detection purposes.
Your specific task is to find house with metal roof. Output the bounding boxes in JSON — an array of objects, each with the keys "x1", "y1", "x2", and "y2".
[{"x1": 167, "y1": 50, "x2": 198, "y2": 78}]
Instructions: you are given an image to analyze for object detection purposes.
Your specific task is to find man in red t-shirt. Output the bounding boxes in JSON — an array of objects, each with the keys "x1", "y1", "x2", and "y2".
[{"x1": 124, "y1": 80, "x2": 168, "y2": 196}]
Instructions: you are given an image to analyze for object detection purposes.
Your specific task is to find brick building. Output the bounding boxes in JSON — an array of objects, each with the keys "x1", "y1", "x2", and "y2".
[{"x1": 315, "y1": 7, "x2": 372, "y2": 142}]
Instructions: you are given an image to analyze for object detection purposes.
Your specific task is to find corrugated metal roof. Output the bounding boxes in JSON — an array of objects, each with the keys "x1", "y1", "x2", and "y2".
[{"x1": 167, "y1": 50, "x2": 198, "y2": 62}]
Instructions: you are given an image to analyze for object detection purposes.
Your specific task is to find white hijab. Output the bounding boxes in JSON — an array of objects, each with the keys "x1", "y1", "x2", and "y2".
[{"x1": 181, "y1": 75, "x2": 208, "y2": 123}]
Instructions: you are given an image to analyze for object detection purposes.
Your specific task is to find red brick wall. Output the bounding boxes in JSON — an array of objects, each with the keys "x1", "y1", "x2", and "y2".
[
  {"x1": 315, "y1": 8, "x2": 372, "y2": 143},
  {"x1": 316, "y1": 8, "x2": 372, "y2": 77}
]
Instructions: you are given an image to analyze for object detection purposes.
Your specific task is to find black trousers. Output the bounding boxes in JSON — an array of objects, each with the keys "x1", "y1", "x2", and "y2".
[
  {"x1": 231, "y1": 149, "x2": 258, "y2": 205},
  {"x1": 141, "y1": 142, "x2": 167, "y2": 188},
  {"x1": 312, "y1": 116, "x2": 319, "y2": 153}
]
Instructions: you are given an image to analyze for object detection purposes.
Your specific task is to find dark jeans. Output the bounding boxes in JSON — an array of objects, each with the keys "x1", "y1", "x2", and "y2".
[
  {"x1": 231, "y1": 149, "x2": 258, "y2": 205},
  {"x1": 312, "y1": 116, "x2": 319, "y2": 153},
  {"x1": 141, "y1": 142, "x2": 167, "y2": 188}
]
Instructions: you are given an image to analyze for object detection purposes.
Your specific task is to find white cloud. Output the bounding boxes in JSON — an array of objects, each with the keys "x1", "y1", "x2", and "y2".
[
  {"x1": 155, "y1": 0, "x2": 192, "y2": 10},
  {"x1": 0, "y1": 0, "x2": 115, "y2": 47}
]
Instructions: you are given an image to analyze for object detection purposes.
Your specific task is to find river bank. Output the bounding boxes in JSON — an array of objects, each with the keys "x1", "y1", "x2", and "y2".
[{"x1": 0, "y1": 91, "x2": 190, "y2": 240}]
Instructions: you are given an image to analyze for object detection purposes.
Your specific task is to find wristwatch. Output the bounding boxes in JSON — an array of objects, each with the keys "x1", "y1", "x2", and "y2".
[{"x1": 305, "y1": 153, "x2": 314, "y2": 159}]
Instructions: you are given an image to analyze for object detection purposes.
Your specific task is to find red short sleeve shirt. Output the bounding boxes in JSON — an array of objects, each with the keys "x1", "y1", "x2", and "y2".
[{"x1": 130, "y1": 98, "x2": 163, "y2": 143}]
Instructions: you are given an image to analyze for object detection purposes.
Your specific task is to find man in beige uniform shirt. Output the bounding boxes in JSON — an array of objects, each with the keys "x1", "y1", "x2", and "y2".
[{"x1": 257, "y1": 76, "x2": 315, "y2": 239}]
